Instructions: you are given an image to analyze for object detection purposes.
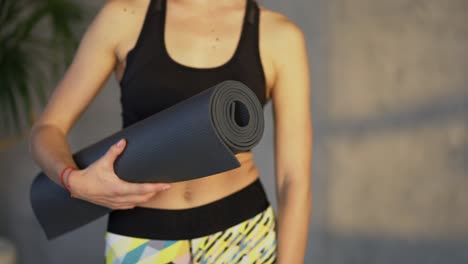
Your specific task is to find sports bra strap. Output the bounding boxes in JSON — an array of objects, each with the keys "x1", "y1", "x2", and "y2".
[
  {"x1": 247, "y1": 0, "x2": 257, "y2": 25},
  {"x1": 155, "y1": 0, "x2": 163, "y2": 12}
]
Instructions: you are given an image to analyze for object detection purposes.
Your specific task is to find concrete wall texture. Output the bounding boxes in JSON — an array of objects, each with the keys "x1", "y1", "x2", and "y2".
[
  {"x1": 325, "y1": 0, "x2": 468, "y2": 263},
  {"x1": 0, "y1": 0, "x2": 467, "y2": 263}
]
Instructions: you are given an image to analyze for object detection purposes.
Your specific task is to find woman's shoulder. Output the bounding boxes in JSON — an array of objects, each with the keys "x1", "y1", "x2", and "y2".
[
  {"x1": 258, "y1": 5, "x2": 305, "y2": 40},
  {"x1": 257, "y1": 5, "x2": 307, "y2": 66},
  {"x1": 81, "y1": 0, "x2": 149, "y2": 54},
  {"x1": 96, "y1": 0, "x2": 147, "y2": 27},
  {"x1": 102, "y1": 0, "x2": 143, "y2": 10}
]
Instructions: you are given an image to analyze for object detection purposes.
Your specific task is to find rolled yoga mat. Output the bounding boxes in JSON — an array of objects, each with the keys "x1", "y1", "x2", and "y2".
[{"x1": 30, "y1": 80, "x2": 264, "y2": 240}]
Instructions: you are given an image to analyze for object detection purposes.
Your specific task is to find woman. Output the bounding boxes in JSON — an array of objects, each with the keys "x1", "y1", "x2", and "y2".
[{"x1": 29, "y1": 0, "x2": 312, "y2": 263}]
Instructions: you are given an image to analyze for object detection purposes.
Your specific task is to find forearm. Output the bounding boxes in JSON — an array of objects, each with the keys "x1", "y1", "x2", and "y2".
[
  {"x1": 276, "y1": 179, "x2": 312, "y2": 264},
  {"x1": 29, "y1": 124, "x2": 77, "y2": 186}
]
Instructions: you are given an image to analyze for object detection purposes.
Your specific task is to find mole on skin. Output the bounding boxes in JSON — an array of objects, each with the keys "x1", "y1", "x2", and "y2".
[{"x1": 184, "y1": 190, "x2": 192, "y2": 201}]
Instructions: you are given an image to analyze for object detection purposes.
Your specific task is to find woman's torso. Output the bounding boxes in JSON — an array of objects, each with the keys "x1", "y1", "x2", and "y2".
[{"x1": 112, "y1": 0, "x2": 275, "y2": 209}]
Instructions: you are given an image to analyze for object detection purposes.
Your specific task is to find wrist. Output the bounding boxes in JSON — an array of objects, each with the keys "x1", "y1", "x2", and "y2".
[
  {"x1": 60, "y1": 165, "x2": 78, "y2": 197},
  {"x1": 67, "y1": 169, "x2": 81, "y2": 197},
  {"x1": 59, "y1": 166, "x2": 75, "y2": 190}
]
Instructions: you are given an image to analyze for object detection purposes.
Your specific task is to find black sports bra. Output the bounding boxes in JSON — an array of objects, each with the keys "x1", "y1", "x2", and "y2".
[{"x1": 119, "y1": 0, "x2": 268, "y2": 128}]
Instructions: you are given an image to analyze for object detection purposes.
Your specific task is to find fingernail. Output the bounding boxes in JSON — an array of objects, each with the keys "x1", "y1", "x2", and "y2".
[
  {"x1": 162, "y1": 185, "x2": 171, "y2": 190},
  {"x1": 117, "y1": 139, "x2": 124, "y2": 147}
]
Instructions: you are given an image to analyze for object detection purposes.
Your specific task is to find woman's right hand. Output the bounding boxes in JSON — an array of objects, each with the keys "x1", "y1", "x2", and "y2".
[{"x1": 66, "y1": 138, "x2": 171, "y2": 210}]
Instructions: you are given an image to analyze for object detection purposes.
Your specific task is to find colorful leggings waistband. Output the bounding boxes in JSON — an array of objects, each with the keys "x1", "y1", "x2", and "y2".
[
  {"x1": 107, "y1": 178, "x2": 270, "y2": 240},
  {"x1": 105, "y1": 206, "x2": 277, "y2": 263}
]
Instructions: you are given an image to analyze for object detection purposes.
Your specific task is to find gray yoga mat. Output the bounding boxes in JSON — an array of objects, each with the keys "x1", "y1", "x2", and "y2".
[{"x1": 30, "y1": 80, "x2": 264, "y2": 240}]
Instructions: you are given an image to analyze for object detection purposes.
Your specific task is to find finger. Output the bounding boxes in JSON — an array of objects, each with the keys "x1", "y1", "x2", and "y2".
[
  {"x1": 101, "y1": 197, "x2": 136, "y2": 209},
  {"x1": 127, "y1": 192, "x2": 157, "y2": 204},
  {"x1": 106, "y1": 190, "x2": 159, "y2": 209},
  {"x1": 108, "y1": 203, "x2": 135, "y2": 210},
  {"x1": 118, "y1": 205, "x2": 136, "y2": 210},
  {"x1": 114, "y1": 181, "x2": 170, "y2": 196},
  {"x1": 109, "y1": 193, "x2": 156, "y2": 205},
  {"x1": 103, "y1": 138, "x2": 126, "y2": 168}
]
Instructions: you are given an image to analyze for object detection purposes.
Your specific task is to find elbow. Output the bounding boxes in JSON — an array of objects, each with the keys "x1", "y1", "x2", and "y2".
[
  {"x1": 278, "y1": 171, "x2": 312, "y2": 201},
  {"x1": 29, "y1": 123, "x2": 39, "y2": 153},
  {"x1": 28, "y1": 122, "x2": 62, "y2": 155},
  {"x1": 28, "y1": 123, "x2": 44, "y2": 158}
]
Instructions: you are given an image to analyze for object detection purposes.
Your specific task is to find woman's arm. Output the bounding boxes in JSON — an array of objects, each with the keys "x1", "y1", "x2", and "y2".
[
  {"x1": 269, "y1": 17, "x2": 313, "y2": 264},
  {"x1": 29, "y1": 1, "x2": 170, "y2": 209},
  {"x1": 29, "y1": 1, "x2": 118, "y2": 185}
]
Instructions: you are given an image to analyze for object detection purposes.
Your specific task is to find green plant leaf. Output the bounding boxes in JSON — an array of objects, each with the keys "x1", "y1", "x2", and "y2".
[{"x1": 0, "y1": 0, "x2": 85, "y2": 137}]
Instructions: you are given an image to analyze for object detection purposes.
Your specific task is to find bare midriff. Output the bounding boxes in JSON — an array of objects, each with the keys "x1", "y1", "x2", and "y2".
[{"x1": 137, "y1": 151, "x2": 260, "y2": 209}]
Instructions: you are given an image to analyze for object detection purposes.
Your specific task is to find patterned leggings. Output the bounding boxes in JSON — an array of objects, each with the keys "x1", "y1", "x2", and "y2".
[{"x1": 105, "y1": 178, "x2": 277, "y2": 264}]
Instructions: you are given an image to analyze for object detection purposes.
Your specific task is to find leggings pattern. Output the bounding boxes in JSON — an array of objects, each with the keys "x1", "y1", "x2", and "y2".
[{"x1": 105, "y1": 206, "x2": 277, "y2": 264}]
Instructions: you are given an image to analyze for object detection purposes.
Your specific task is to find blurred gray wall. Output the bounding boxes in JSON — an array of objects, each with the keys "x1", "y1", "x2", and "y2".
[
  {"x1": 1, "y1": 0, "x2": 468, "y2": 263},
  {"x1": 325, "y1": 0, "x2": 468, "y2": 263}
]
